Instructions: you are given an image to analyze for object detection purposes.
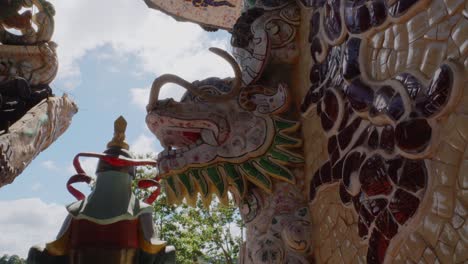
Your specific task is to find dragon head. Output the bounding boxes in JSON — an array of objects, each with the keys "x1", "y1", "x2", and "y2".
[{"x1": 146, "y1": 48, "x2": 303, "y2": 206}]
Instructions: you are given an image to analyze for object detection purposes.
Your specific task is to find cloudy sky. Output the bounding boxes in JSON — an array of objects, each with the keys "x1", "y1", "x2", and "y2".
[{"x1": 0, "y1": 0, "x2": 232, "y2": 257}]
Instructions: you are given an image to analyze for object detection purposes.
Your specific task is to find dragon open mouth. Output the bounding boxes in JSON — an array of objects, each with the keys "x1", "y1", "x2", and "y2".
[
  {"x1": 144, "y1": 47, "x2": 303, "y2": 205},
  {"x1": 144, "y1": 48, "x2": 243, "y2": 174},
  {"x1": 146, "y1": 108, "x2": 229, "y2": 174},
  {"x1": 155, "y1": 124, "x2": 220, "y2": 153}
]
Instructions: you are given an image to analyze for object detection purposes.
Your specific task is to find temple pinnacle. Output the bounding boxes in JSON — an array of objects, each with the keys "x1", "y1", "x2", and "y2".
[{"x1": 106, "y1": 116, "x2": 129, "y2": 150}]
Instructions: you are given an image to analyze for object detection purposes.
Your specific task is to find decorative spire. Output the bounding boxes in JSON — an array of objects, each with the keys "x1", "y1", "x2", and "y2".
[{"x1": 106, "y1": 116, "x2": 129, "y2": 150}]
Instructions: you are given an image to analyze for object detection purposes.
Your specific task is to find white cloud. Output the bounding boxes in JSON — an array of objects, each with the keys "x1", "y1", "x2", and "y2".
[
  {"x1": 31, "y1": 183, "x2": 42, "y2": 191},
  {"x1": 66, "y1": 157, "x2": 98, "y2": 178},
  {"x1": 80, "y1": 158, "x2": 99, "y2": 177},
  {"x1": 48, "y1": 0, "x2": 233, "y2": 90},
  {"x1": 159, "y1": 84, "x2": 187, "y2": 101},
  {"x1": 130, "y1": 88, "x2": 150, "y2": 111},
  {"x1": 0, "y1": 198, "x2": 68, "y2": 258},
  {"x1": 41, "y1": 160, "x2": 58, "y2": 171},
  {"x1": 131, "y1": 134, "x2": 160, "y2": 155},
  {"x1": 130, "y1": 84, "x2": 186, "y2": 111}
]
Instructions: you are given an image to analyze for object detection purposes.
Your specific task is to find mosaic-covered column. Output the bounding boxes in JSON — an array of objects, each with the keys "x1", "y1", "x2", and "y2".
[{"x1": 298, "y1": 0, "x2": 468, "y2": 263}]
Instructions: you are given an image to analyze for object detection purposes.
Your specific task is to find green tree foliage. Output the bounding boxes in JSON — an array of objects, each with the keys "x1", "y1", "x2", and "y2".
[
  {"x1": 0, "y1": 255, "x2": 26, "y2": 264},
  {"x1": 134, "y1": 162, "x2": 244, "y2": 264}
]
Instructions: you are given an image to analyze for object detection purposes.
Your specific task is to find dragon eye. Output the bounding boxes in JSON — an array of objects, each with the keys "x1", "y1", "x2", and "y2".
[{"x1": 194, "y1": 86, "x2": 221, "y2": 102}]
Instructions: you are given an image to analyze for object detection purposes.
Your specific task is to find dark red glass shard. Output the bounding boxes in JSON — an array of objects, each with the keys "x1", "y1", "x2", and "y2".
[
  {"x1": 368, "y1": 128, "x2": 379, "y2": 149},
  {"x1": 387, "y1": 92, "x2": 405, "y2": 120},
  {"x1": 310, "y1": 37, "x2": 323, "y2": 62},
  {"x1": 386, "y1": 157, "x2": 403, "y2": 184},
  {"x1": 309, "y1": 185, "x2": 317, "y2": 201},
  {"x1": 358, "y1": 216, "x2": 369, "y2": 238},
  {"x1": 389, "y1": 188, "x2": 420, "y2": 224},
  {"x1": 375, "y1": 209, "x2": 399, "y2": 239},
  {"x1": 321, "y1": 91, "x2": 339, "y2": 131},
  {"x1": 353, "y1": 125, "x2": 370, "y2": 148},
  {"x1": 321, "y1": 112, "x2": 334, "y2": 131},
  {"x1": 397, "y1": 159, "x2": 427, "y2": 192},
  {"x1": 343, "y1": 152, "x2": 362, "y2": 190},
  {"x1": 320, "y1": 161, "x2": 332, "y2": 184},
  {"x1": 324, "y1": 0, "x2": 342, "y2": 40},
  {"x1": 339, "y1": 181, "x2": 352, "y2": 205},
  {"x1": 309, "y1": 171, "x2": 320, "y2": 201},
  {"x1": 328, "y1": 135, "x2": 338, "y2": 154},
  {"x1": 395, "y1": 118, "x2": 432, "y2": 153},
  {"x1": 345, "y1": 79, "x2": 374, "y2": 111},
  {"x1": 324, "y1": 91, "x2": 339, "y2": 121},
  {"x1": 360, "y1": 154, "x2": 393, "y2": 196},
  {"x1": 316, "y1": 99, "x2": 323, "y2": 116},
  {"x1": 367, "y1": 229, "x2": 390, "y2": 264},
  {"x1": 309, "y1": 64, "x2": 323, "y2": 84},
  {"x1": 345, "y1": 2, "x2": 371, "y2": 34},
  {"x1": 330, "y1": 149, "x2": 341, "y2": 165},
  {"x1": 359, "y1": 204, "x2": 375, "y2": 226},
  {"x1": 332, "y1": 158, "x2": 345, "y2": 180},
  {"x1": 338, "y1": 117, "x2": 362, "y2": 149},
  {"x1": 353, "y1": 191, "x2": 363, "y2": 213},
  {"x1": 339, "y1": 104, "x2": 352, "y2": 131},
  {"x1": 416, "y1": 64, "x2": 453, "y2": 117},
  {"x1": 387, "y1": 0, "x2": 420, "y2": 17},
  {"x1": 362, "y1": 198, "x2": 388, "y2": 217},
  {"x1": 343, "y1": 38, "x2": 361, "y2": 80},
  {"x1": 369, "y1": 1, "x2": 387, "y2": 27},
  {"x1": 312, "y1": 170, "x2": 322, "y2": 188},
  {"x1": 309, "y1": 12, "x2": 321, "y2": 41},
  {"x1": 380, "y1": 125, "x2": 395, "y2": 153}
]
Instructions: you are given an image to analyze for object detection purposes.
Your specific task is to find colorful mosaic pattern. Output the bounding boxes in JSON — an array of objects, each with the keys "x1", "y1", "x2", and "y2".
[
  {"x1": 144, "y1": 0, "x2": 243, "y2": 29},
  {"x1": 302, "y1": 0, "x2": 467, "y2": 263},
  {"x1": 144, "y1": 0, "x2": 467, "y2": 263},
  {"x1": 0, "y1": 0, "x2": 77, "y2": 186}
]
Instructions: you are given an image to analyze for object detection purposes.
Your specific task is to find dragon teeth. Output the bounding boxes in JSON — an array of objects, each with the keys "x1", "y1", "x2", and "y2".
[{"x1": 201, "y1": 129, "x2": 217, "y2": 146}]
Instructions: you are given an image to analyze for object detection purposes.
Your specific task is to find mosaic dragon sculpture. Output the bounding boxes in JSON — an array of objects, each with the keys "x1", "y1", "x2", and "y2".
[
  {"x1": 144, "y1": 0, "x2": 467, "y2": 263},
  {"x1": 0, "y1": 0, "x2": 77, "y2": 185},
  {"x1": 146, "y1": 41, "x2": 312, "y2": 262}
]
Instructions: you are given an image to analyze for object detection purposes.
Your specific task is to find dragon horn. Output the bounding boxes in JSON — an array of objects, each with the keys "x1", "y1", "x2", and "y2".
[
  {"x1": 202, "y1": 47, "x2": 242, "y2": 102},
  {"x1": 146, "y1": 47, "x2": 242, "y2": 112},
  {"x1": 147, "y1": 74, "x2": 194, "y2": 112}
]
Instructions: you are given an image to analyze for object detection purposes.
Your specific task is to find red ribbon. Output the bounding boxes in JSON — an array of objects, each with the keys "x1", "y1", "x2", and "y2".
[
  {"x1": 67, "y1": 152, "x2": 161, "y2": 204},
  {"x1": 137, "y1": 178, "x2": 161, "y2": 204},
  {"x1": 66, "y1": 173, "x2": 92, "y2": 201}
]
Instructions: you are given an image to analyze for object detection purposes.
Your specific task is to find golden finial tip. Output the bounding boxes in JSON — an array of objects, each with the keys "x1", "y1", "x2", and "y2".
[{"x1": 107, "y1": 116, "x2": 129, "y2": 150}]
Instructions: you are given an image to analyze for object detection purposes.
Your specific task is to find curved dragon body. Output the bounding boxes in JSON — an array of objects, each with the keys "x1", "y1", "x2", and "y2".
[{"x1": 145, "y1": 0, "x2": 467, "y2": 263}]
